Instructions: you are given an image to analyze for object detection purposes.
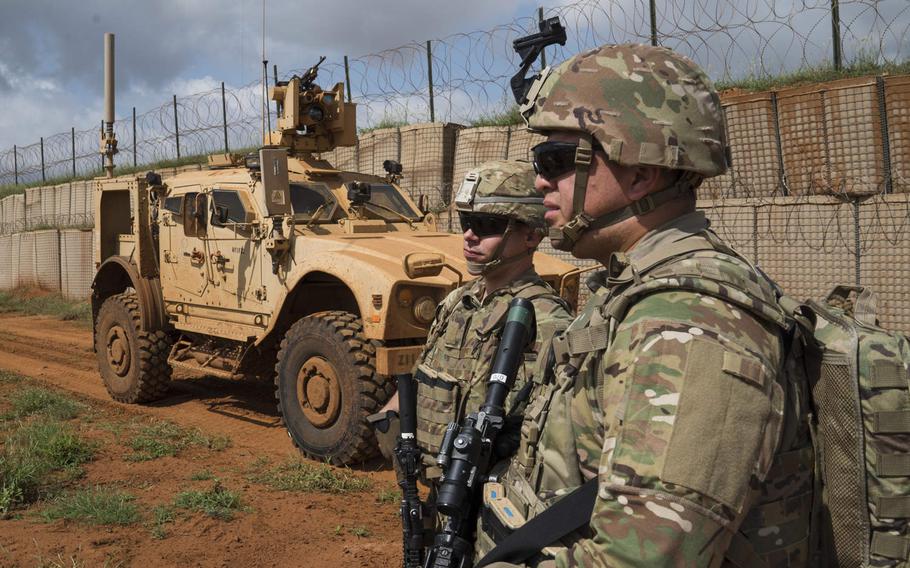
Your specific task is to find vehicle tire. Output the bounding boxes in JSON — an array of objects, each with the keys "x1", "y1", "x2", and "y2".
[
  {"x1": 94, "y1": 292, "x2": 173, "y2": 403},
  {"x1": 275, "y1": 311, "x2": 385, "y2": 465}
]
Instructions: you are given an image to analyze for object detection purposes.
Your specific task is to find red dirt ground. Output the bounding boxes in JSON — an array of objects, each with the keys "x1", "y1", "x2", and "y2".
[{"x1": 0, "y1": 313, "x2": 402, "y2": 568}]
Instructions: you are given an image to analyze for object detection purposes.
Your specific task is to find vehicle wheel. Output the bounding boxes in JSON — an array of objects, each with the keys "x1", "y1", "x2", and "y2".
[
  {"x1": 94, "y1": 292, "x2": 173, "y2": 403},
  {"x1": 275, "y1": 311, "x2": 385, "y2": 465}
]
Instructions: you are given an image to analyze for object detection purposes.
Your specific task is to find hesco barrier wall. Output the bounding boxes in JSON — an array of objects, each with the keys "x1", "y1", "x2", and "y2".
[{"x1": 1, "y1": 75, "x2": 909, "y2": 330}]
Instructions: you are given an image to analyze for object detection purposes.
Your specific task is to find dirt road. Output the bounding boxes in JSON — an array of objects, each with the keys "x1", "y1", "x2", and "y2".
[{"x1": 0, "y1": 314, "x2": 402, "y2": 567}]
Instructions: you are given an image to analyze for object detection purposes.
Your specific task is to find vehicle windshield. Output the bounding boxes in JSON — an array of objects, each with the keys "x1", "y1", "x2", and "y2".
[
  {"x1": 358, "y1": 184, "x2": 420, "y2": 220},
  {"x1": 290, "y1": 183, "x2": 337, "y2": 221}
]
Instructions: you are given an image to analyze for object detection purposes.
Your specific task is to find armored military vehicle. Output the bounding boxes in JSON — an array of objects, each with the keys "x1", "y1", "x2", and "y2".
[{"x1": 90, "y1": 41, "x2": 579, "y2": 464}]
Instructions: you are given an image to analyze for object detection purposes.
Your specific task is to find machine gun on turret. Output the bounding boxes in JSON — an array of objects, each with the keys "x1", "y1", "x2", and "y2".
[{"x1": 268, "y1": 57, "x2": 357, "y2": 154}]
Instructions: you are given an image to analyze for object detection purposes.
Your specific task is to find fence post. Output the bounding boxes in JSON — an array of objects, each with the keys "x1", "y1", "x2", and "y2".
[
  {"x1": 13, "y1": 145, "x2": 17, "y2": 185},
  {"x1": 132, "y1": 106, "x2": 137, "y2": 167},
  {"x1": 221, "y1": 82, "x2": 229, "y2": 153},
  {"x1": 100, "y1": 121, "x2": 104, "y2": 173},
  {"x1": 344, "y1": 55, "x2": 353, "y2": 102},
  {"x1": 426, "y1": 40, "x2": 435, "y2": 123},
  {"x1": 40, "y1": 136, "x2": 46, "y2": 183},
  {"x1": 831, "y1": 0, "x2": 843, "y2": 70},
  {"x1": 649, "y1": 0, "x2": 658, "y2": 46},
  {"x1": 538, "y1": 7, "x2": 547, "y2": 67},
  {"x1": 770, "y1": 92, "x2": 788, "y2": 196},
  {"x1": 876, "y1": 76, "x2": 893, "y2": 193},
  {"x1": 173, "y1": 95, "x2": 181, "y2": 159},
  {"x1": 71, "y1": 127, "x2": 76, "y2": 178}
]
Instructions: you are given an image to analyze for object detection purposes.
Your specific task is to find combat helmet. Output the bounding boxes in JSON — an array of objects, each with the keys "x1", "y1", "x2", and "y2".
[
  {"x1": 453, "y1": 159, "x2": 545, "y2": 275},
  {"x1": 520, "y1": 43, "x2": 731, "y2": 250}
]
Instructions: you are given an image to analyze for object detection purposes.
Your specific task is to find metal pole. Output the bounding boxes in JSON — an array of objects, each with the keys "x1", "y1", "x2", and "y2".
[
  {"x1": 426, "y1": 40, "x2": 435, "y2": 123},
  {"x1": 132, "y1": 106, "x2": 137, "y2": 167},
  {"x1": 650, "y1": 0, "x2": 658, "y2": 46},
  {"x1": 344, "y1": 55, "x2": 352, "y2": 102},
  {"x1": 40, "y1": 136, "x2": 45, "y2": 183},
  {"x1": 831, "y1": 0, "x2": 843, "y2": 70},
  {"x1": 71, "y1": 127, "x2": 76, "y2": 178},
  {"x1": 263, "y1": 60, "x2": 271, "y2": 135},
  {"x1": 13, "y1": 145, "x2": 17, "y2": 185},
  {"x1": 538, "y1": 7, "x2": 547, "y2": 68},
  {"x1": 173, "y1": 94, "x2": 181, "y2": 159},
  {"x1": 222, "y1": 82, "x2": 229, "y2": 153},
  {"x1": 100, "y1": 121, "x2": 104, "y2": 173},
  {"x1": 876, "y1": 76, "x2": 893, "y2": 193},
  {"x1": 273, "y1": 64, "x2": 280, "y2": 119}
]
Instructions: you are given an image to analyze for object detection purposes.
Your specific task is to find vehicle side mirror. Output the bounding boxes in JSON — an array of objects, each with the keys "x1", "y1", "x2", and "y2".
[
  {"x1": 213, "y1": 204, "x2": 230, "y2": 225},
  {"x1": 403, "y1": 252, "x2": 445, "y2": 279}
]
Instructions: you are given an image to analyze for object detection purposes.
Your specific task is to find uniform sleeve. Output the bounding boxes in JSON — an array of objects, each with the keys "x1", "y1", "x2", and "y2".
[{"x1": 554, "y1": 290, "x2": 784, "y2": 567}]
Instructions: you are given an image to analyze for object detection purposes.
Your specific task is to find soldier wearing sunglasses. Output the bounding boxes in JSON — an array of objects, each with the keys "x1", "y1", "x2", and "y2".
[
  {"x1": 376, "y1": 160, "x2": 572, "y2": 479},
  {"x1": 476, "y1": 45, "x2": 812, "y2": 567}
]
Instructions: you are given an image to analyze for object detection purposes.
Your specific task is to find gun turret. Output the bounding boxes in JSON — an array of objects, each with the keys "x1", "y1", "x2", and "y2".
[{"x1": 268, "y1": 57, "x2": 357, "y2": 154}]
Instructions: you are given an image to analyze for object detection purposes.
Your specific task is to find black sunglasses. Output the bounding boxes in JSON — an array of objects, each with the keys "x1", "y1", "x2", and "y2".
[
  {"x1": 458, "y1": 212, "x2": 511, "y2": 237},
  {"x1": 531, "y1": 140, "x2": 603, "y2": 180}
]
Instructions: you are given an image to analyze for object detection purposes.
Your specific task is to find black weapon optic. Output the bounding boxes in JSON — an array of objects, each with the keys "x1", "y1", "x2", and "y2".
[{"x1": 509, "y1": 17, "x2": 566, "y2": 105}]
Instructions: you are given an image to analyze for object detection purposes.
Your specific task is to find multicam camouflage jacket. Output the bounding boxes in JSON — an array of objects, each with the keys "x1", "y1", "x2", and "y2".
[
  {"x1": 477, "y1": 212, "x2": 814, "y2": 567},
  {"x1": 414, "y1": 267, "x2": 572, "y2": 474}
]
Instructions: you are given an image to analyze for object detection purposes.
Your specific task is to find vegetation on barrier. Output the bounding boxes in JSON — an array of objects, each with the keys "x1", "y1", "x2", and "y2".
[{"x1": 0, "y1": 288, "x2": 92, "y2": 327}]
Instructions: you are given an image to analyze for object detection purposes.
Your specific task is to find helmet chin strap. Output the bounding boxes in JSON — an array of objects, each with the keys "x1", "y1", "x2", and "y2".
[
  {"x1": 466, "y1": 220, "x2": 530, "y2": 276},
  {"x1": 548, "y1": 136, "x2": 694, "y2": 252}
]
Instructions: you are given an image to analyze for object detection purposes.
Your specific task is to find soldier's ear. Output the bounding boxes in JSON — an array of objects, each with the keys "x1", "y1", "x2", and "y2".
[{"x1": 627, "y1": 165, "x2": 664, "y2": 200}]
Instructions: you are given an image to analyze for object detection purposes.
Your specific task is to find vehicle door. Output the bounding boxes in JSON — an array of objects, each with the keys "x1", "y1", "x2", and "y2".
[
  {"x1": 159, "y1": 188, "x2": 211, "y2": 305},
  {"x1": 203, "y1": 187, "x2": 262, "y2": 311}
]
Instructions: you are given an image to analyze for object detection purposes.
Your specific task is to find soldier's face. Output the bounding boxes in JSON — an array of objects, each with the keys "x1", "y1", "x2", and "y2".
[
  {"x1": 535, "y1": 132, "x2": 637, "y2": 259},
  {"x1": 462, "y1": 221, "x2": 537, "y2": 265}
]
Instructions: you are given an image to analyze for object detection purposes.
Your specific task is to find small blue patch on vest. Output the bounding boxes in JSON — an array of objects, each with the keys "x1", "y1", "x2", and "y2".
[
  {"x1": 504, "y1": 507, "x2": 514, "y2": 518},
  {"x1": 491, "y1": 490, "x2": 497, "y2": 498}
]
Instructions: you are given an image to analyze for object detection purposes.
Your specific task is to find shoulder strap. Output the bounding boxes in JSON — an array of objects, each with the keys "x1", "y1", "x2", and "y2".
[
  {"x1": 475, "y1": 477, "x2": 598, "y2": 568},
  {"x1": 515, "y1": 279, "x2": 572, "y2": 313}
]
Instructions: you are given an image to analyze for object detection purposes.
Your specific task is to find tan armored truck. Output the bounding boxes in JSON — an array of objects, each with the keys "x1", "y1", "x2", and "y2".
[{"x1": 90, "y1": 47, "x2": 579, "y2": 465}]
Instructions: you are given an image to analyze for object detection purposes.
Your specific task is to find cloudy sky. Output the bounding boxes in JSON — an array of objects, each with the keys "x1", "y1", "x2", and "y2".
[{"x1": 1, "y1": 0, "x2": 907, "y2": 154}]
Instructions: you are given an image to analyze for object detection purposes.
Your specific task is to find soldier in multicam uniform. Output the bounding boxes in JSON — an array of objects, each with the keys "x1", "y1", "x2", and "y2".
[
  {"x1": 476, "y1": 45, "x2": 814, "y2": 566},
  {"x1": 378, "y1": 160, "x2": 572, "y2": 483}
]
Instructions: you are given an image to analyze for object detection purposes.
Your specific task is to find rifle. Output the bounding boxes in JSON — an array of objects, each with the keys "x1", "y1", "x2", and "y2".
[
  {"x1": 423, "y1": 297, "x2": 537, "y2": 568},
  {"x1": 395, "y1": 373, "x2": 427, "y2": 568}
]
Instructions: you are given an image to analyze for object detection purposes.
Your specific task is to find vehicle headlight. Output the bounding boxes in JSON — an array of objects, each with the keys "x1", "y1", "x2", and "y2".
[{"x1": 412, "y1": 296, "x2": 436, "y2": 325}]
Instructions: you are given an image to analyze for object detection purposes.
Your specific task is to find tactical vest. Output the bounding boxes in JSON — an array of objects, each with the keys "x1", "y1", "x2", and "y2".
[
  {"x1": 476, "y1": 229, "x2": 815, "y2": 565},
  {"x1": 414, "y1": 277, "x2": 570, "y2": 473}
]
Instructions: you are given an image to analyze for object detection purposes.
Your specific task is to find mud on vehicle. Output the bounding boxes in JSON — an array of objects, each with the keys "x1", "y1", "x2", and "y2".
[{"x1": 90, "y1": 54, "x2": 579, "y2": 465}]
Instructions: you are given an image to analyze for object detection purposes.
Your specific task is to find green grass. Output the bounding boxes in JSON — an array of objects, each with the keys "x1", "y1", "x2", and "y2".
[
  {"x1": 375, "y1": 485, "x2": 399, "y2": 505},
  {"x1": 715, "y1": 55, "x2": 910, "y2": 93},
  {"x1": 350, "y1": 526, "x2": 371, "y2": 537},
  {"x1": 148, "y1": 504, "x2": 176, "y2": 539},
  {"x1": 0, "y1": 420, "x2": 95, "y2": 513},
  {"x1": 3, "y1": 387, "x2": 86, "y2": 421},
  {"x1": 359, "y1": 117, "x2": 409, "y2": 134},
  {"x1": 190, "y1": 468, "x2": 215, "y2": 481},
  {"x1": 0, "y1": 289, "x2": 92, "y2": 326},
  {"x1": 247, "y1": 458, "x2": 371, "y2": 494},
  {"x1": 470, "y1": 105, "x2": 523, "y2": 127},
  {"x1": 39, "y1": 486, "x2": 139, "y2": 526},
  {"x1": 173, "y1": 481, "x2": 244, "y2": 520},
  {"x1": 0, "y1": 370, "x2": 25, "y2": 384},
  {"x1": 125, "y1": 420, "x2": 231, "y2": 462}
]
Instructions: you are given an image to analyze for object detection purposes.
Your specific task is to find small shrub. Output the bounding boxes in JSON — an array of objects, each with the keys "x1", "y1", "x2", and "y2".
[
  {"x1": 248, "y1": 459, "x2": 370, "y2": 494},
  {"x1": 173, "y1": 481, "x2": 244, "y2": 520},
  {"x1": 40, "y1": 487, "x2": 139, "y2": 526}
]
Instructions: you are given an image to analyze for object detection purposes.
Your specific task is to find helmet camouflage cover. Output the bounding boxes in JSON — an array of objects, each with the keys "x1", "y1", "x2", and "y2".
[
  {"x1": 454, "y1": 160, "x2": 546, "y2": 232},
  {"x1": 522, "y1": 44, "x2": 730, "y2": 178}
]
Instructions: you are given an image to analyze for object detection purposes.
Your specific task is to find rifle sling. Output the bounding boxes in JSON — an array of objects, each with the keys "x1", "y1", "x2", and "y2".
[{"x1": 475, "y1": 477, "x2": 598, "y2": 568}]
